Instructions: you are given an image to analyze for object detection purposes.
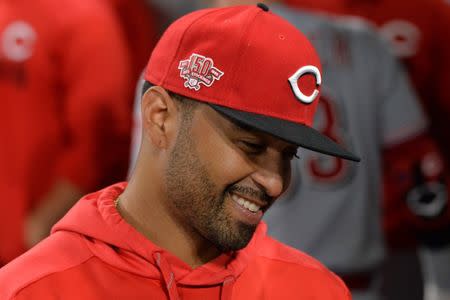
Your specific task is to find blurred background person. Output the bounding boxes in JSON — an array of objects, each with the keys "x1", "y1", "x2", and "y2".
[
  {"x1": 0, "y1": 0, "x2": 133, "y2": 265},
  {"x1": 276, "y1": 0, "x2": 450, "y2": 299}
]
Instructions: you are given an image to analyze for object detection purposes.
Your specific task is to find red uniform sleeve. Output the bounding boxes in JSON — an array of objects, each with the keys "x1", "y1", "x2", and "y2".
[
  {"x1": 109, "y1": 0, "x2": 161, "y2": 82},
  {"x1": 383, "y1": 133, "x2": 450, "y2": 249},
  {"x1": 53, "y1": 3, "x2": 133, "y2": 192}
]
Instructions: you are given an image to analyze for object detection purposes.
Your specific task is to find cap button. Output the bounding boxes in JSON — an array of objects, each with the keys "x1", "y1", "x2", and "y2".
[{"x1": 257, "y1": 3, "x2": 269, "y2": 11}]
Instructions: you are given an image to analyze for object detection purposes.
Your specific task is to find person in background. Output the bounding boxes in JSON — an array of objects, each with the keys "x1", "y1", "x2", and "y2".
[
  {"x1": 0, "y1": 0, "x2": 132, "y2": 264},
  {"x1": 280, "y1": 0, "x2": 450, "y2": 299}
]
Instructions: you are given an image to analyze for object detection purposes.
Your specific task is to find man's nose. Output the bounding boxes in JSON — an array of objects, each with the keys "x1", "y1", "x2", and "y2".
[{"x1": 250, "y1": 156, "x2": 288, "y2": 198}]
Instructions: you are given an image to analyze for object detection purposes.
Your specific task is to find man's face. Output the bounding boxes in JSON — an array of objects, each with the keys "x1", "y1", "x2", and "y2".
[{"x1": 165, "y1": 104, "x2": 297, "y2": 252}]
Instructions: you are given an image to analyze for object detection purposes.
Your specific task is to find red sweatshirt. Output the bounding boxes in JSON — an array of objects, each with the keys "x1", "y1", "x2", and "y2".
[{"x1": 0, "y1": 183, "x2": 351, "y2": 300}]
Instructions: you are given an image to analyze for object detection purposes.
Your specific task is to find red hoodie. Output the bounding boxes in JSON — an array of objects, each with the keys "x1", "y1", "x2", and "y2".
[{"x1": 0, "y1": 183, "x2": 351, "y2": 300}]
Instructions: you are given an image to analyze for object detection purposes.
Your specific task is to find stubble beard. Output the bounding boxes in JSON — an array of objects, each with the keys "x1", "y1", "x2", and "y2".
[{"x1": 165, "y1": 122, "x2": 256, "y2": 253}]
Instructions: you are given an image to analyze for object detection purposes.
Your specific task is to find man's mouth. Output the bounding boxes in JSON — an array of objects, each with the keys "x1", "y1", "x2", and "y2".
[
  {"x1": 231, "y1": 194, "x2": 261, "y2": 212},
  {"x1": 230, "y1": 193, "x2": 268, "y2": 213},
  {"x1": 227, "y1": 191, "x2": 268, "y2": 225}
]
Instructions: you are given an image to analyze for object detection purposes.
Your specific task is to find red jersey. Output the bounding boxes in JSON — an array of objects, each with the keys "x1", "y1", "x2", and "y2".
[
  {"x1": 0, "y1": 0, "x2": 132, "y2": 263},
  {"x1": 105, "y1": 0, "x2": 161, "y2": 86},
  {"x1": 0, "y1": 183, "x2": 351, "y2": 300}
]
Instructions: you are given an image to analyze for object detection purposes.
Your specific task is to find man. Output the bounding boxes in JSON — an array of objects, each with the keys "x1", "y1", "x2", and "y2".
[
  {"x1": 0, "y1": 0, "x2": 131, "y2": 264},
  {"x1": 0, "y1": 4, "x2": 359, "y2": 299},
  {"x1": 132, "y1": 2, "x2": 443, "y2": 300}
]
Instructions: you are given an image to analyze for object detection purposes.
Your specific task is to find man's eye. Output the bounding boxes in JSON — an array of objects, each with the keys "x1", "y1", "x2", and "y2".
[{"x1": 240, "y1": 141, "x2": 265, "y2": 153}]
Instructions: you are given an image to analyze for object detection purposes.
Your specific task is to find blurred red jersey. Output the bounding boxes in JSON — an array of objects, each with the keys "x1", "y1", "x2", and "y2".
[
  {"x1": 105, "y1": 0, "x2": 162, "y2": 85},
  {"x1": 0, "y1": 0, "x2": 132, "y2": 263}
]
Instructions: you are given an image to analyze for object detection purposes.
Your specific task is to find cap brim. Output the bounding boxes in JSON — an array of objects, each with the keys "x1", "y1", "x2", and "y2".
[{"x1": 210, "y1": 104, "x2": 360, "y2": 162}]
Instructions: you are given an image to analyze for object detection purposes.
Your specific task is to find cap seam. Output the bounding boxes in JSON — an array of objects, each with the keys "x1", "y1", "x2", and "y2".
[{"x1": 161, "y1": 8, "x2": 225, "y2": 84}]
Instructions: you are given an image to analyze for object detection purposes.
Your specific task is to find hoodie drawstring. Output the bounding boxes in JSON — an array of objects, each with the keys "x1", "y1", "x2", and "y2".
[
  {"x1": 221, "y1": 275, "x2": 235, "y2": 300},
  {"x1": 154, "y1": 252, "x2": 181, "y2": 300}
]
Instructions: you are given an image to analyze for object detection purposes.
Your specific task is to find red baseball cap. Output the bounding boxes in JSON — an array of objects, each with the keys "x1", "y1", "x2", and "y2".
[{"x1": 145, "y1": 3, "x2": 360, "y2": 162}]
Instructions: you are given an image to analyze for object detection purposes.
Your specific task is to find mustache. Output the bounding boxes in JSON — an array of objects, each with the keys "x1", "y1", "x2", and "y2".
[{"x1": 226, "y1": 185, "x2": 274, "y2": 206}]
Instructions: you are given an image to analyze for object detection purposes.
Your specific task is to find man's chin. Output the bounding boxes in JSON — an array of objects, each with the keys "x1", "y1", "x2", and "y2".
[{"x1": 215, "y1": 221, "x2": 257, "y2": 252}]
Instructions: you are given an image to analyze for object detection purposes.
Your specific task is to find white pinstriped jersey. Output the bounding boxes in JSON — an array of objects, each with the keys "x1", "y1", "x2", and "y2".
[{"x1": 263, "y1": 4, "x2": 427, "y2": 273}]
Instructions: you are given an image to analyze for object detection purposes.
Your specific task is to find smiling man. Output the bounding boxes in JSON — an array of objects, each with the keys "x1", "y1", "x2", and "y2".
[{"x1": 0, "y1": 4, "x2": 359, "y2": 299}]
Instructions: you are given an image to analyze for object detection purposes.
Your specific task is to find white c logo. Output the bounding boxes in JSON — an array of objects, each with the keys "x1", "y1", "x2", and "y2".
[
  {"x1": 379, "y1": 20, "x2": 420, "y2": 58},
  {"x1": 1, "y1": 21, "x2": 37, "y2": 62},
  {"x1": 288, "y1": 65, "x2": 322, "y2": 104}
]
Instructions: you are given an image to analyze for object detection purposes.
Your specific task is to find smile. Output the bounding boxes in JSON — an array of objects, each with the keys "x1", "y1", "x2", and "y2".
[{"x1": 231, "y1": 193, "x2": 262, "y2": 213}]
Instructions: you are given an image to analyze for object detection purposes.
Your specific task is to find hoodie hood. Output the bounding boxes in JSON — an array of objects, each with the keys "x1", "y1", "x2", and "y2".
[{"x1": 52, "y1": 183, "x2": 268, "y2": 298}]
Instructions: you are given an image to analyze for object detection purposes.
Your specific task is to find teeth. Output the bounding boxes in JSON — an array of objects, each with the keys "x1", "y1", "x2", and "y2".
[
  {"x1": 249, "y1": 203, "x2": 259, "y2": 212},
  {"x1": 231, "y1": 194, "x2": 261, "y2": 212}
]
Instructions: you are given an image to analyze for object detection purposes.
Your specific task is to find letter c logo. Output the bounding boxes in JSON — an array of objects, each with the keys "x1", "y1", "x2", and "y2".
[{"x1": 288, "y1": 65, "x2": 322, "y2": 104}]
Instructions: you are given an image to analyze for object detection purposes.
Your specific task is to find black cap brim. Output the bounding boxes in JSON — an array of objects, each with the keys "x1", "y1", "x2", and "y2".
[{"x1": 210, "y1": 104, "x2": 360, "y2": 162}]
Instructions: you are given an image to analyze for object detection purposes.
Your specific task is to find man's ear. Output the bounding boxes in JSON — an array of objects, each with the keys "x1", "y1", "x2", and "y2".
[{"x1": 141, "y1": 86, "x2": 180, "y2": 149}]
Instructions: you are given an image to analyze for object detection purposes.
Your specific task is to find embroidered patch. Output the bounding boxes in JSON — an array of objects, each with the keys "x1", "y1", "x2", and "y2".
[{"x1": 178, "y1": 53, "x2": 224, "y2": 91}]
